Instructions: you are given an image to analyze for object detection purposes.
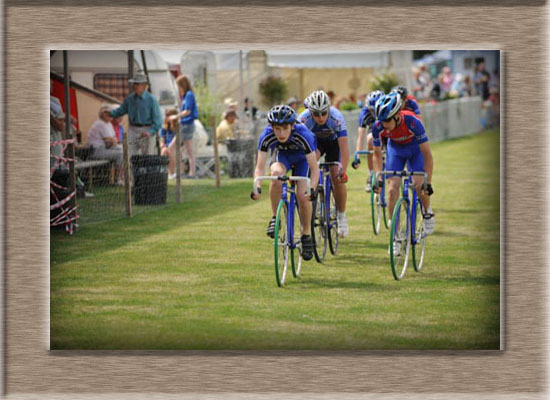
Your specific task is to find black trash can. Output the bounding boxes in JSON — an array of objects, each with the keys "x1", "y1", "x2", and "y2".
[
  {"x1": 226, "y1": 138, "x2": 255, "y2": 178},
  {"x1": 131, "y1": 155, "x2": 169, "y2": 205}
]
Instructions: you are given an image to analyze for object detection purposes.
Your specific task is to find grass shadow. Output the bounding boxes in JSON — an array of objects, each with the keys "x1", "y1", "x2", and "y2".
[{"x1": 51, "y1": 178, "x2": 257, "y2": 264}]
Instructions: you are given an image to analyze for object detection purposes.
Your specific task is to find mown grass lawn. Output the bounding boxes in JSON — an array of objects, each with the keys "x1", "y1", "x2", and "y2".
[{"x1": 50, "y1": 128, "x2": 500, "y2": 350}]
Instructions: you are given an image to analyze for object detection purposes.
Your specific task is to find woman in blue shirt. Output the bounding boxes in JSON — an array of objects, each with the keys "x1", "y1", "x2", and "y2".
[{"x1": 170, "y1": 75, "x2": 199, "y2": 179}]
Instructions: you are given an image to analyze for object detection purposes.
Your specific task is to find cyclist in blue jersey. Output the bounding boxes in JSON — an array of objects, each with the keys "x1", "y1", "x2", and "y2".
[
  {"x1": 299, "y1": 90, "x2": 350, "y2": 238},
  {"x1": 391, "y1": 86, "x2": 422, "y2": 117},
  {"x1": 372, "y1": 92, "x2": 435, "y2": 236},
  {"x1": 251, "y1": 105, "x2": 320, "y2": 261},
  {"x1": 352, "y1": 90, "x2": 385, "y2": 191}
]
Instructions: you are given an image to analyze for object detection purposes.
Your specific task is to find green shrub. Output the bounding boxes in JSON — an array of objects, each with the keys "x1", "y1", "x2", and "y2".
[
  {"x1": 194, "y1": 81, "x2": 222, "y2": 132},
  {"x1": 340, "y1": 101, "x2": 358, "y2": 111},
  {"x1": 368, "y1": 70, "x2": 399, "y2": 94},
  {"x1": 259, "y1": 76, "x2": 288, "y2": 107}
]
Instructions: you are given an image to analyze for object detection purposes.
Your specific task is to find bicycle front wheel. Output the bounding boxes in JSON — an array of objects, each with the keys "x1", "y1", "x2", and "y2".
[
  {"x1": 311, "y1": 187, "x2": 327, "y2": 263},
  {"x1": 327, "y1": 185, "x2": 339, "y2": 255},
  {"x1": 274, "y1": 200, "x2": 290, "y2": 287},
  {"x1": 390, "y1": 198, "x2": 411, "y2": 280},
  {"x1": 412, "y1": 199, "x2": 427, "y2": 272}
]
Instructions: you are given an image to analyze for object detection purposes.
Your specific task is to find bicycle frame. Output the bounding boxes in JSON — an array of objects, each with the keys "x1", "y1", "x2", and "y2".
[
  {"x1": 253, "y1": 175, "x2": 312, "y2": 252},
  {"x1": 318, "y1": 161, "x2": 341, "y2": 232},
  {"x1": 377, "y1": 170, "x2": 427, "y2": 240}
]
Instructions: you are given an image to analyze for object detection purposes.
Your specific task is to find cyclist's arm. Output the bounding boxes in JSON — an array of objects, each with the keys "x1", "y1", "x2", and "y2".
[
  {"x1": 338, "y1": 136, "x2": 349, "y2": 175},
  {"x1": 306, "y1": 152, "x2": 319, "y2": 191},
  {"x1": 356, "y1": 126, "x2": 366, "y2": 152},
  {"x1": 419, "y1": 142, "x2": 433, "y2": 183},
  {"x1": 373, "y1": 145, "x2": 383, "y2": 175},
  {"x1": 254, "y1": 150, "x2": 267, "y2": 179}
]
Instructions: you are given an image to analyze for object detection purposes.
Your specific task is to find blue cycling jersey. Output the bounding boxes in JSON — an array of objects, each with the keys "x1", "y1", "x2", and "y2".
[
  {"x1": 404, "y1": 97, "x2": 422, "y2": 116},
  {"x1": 257, "y1": 123, "x2": 317, "y2": 154},
  {"x1": 298, "y1": 107, "x2": 348, "y2": 141},
  {"x1": 358, "y1": 106, "x2": 375, "y2": 129}
]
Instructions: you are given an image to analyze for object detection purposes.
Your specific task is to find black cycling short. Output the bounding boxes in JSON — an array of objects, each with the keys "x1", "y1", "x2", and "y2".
[{"x1": 317, "y1": 138, "x2": 340, "y2": 162}]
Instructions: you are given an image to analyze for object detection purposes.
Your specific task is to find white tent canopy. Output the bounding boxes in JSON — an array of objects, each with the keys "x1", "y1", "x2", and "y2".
[
  {"x1": 266, "y1": 50, "x2": 389, "y2": 69},
  {"x1": 158, "y1": 50, "x2": 391, "y2": 71}
]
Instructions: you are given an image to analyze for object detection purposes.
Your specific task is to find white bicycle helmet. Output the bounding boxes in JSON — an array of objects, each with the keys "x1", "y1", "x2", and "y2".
[{"x1": 307, "y1": 90, "x2": 331, "y2": 113}]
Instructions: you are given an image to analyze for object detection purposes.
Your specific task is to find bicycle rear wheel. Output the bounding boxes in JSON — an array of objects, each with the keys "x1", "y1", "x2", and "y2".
[
  {"x1": 274, "y1": 200, "x2": 290, "y2": 287},
  {"x1": 328, "y1": 185, "x2": 339, "y2": 255},
  {"x1": 412, "y1": 199, "x2": 427, "y2": 272},
  {"x1": 381, "y1": 177, "x2": 389, "y2": 229},
  {"x1": 370, "y1": 174, "x2": 383, "y2": 235},
  {"x1": 291, "y1": 200, "x2": 303, "y2": 278},
  {"x1": 311, "y1": 187, "x2": 327, "y2": 263},
  {"x1": 390, "y1": 198, "x2": 411, "y2": 280}
]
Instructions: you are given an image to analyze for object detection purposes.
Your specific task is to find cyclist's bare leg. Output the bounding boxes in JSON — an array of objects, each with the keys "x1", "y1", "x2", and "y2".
[
  {"x1": 387, "y1": 177, "x2": 401, "y2": 222},
  {"x1": 269, "y1": 162, "x2": 286, "y2": 216},
  {"x1": 413, "y1": 176, "x2": 431, "y2": 212},
  {"x1": 330, "y1": 165, "x2": 347, "y2": 213},
  {"x1": 296, "y1": 179, "x2": 312, "y2": 236}
]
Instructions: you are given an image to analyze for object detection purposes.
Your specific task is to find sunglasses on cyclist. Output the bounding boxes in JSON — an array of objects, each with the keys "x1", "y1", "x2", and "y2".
[
  {"x1": 312, "y1": 110, "x2": 328, "y2": 117},
  {"x1": 382, "y1": 117, "x2": 394, "y2": 123}
]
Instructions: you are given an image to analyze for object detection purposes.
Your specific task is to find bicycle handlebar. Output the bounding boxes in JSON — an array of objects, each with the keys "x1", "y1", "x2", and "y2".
[
  {"x1": 375, "y1": 171, "x2": 428, "y2": 189},
  {"x1": 353, "y1": 150, "x2": 373, "y2": 162},
  {"x1": 318, "y1": 161, "x2": 343, "y2": 176},
  {"x1": 253, "y1": 176, "x2": 312, "y2": 195}
]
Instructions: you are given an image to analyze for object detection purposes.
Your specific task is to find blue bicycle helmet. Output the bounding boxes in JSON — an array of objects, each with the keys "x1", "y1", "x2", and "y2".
[
  {"x1": 375, "y1": 92, "x2": 402, "y2": 121},
  {"x1": 391, "y1": 85, "x2": 408, "y2": 99},
  {"x1": 267, "y1": 105, "x2": 297, "y2": 125},
  {"x1": 367, "y1": 90, "x2": 385, "y2": 112}
]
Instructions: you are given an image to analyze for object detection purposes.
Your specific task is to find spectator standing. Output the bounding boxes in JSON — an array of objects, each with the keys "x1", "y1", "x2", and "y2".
[
  {"x1": 460, "y1": 75, "x2": 473, "y2": 97},
  {"x1": 440, "y1": 66, "x2": 454, "y2": 97},
  {"x1": 87, "y1": 104, "x2": 125, "y2": 185},
  {"x1": 244, "y1": 97, "x2": 258, "y2": 119},
  {"x1": 474, "y1": 61, "x2": 490, "y2": 100},
  {"x1": 171, "y1": 75, "x2": 199, "y2": 179},
  {"x1": 326, "y1": 90, "x2": 336, "y2": 105},
  {"x1": 287, "y1": 96, "x2": 298, "y2": 111},
  {"x1": 160, "y1": 108, "x2": 179, "y2": 179},
  {"x1": 109, "y1": 74, "x2": 162, "y2": 156},
  {"x1": 417, "y1": 63, "x2": 432, "y2": 100}
]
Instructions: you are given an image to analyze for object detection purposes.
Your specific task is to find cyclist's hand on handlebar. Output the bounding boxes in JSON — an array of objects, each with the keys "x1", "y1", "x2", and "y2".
[
  {"x1": 335, "y1": 173, "x2": 348, "y2": 184},
  {"x1": 308, "y1": 187, "x2": 318, "y2": 201},
  {"x1": 351, "y1": 158, "x2": 360, "y2": 169},
  {"x1": 373, "y1": 179, "x2": 384, "y2": 194},
  {"x1": 423, "y1": 183, "x2": 434, "y2": 196},
  {"x1": 250, "y1": 187, "x2": 262, "y2": 200}
]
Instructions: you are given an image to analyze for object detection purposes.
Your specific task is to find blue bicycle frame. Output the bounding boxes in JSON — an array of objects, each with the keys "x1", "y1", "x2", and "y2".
[
  {"x1": 318, "y1": 161, "x2": 341, "y2": 255},
  {"x1": 253, "y1": 174, "x2": 311, "y2": 286}
]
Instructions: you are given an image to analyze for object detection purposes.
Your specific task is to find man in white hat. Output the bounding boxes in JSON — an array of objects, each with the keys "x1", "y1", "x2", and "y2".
[{"x1": 109, "y1": 73, "x2": 162, "y2": 156}]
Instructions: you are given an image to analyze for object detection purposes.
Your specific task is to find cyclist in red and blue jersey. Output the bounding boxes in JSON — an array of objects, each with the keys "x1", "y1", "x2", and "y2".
[
  {"x1": 352, "y1": 90, "x2": 384, "y2": 191},
  {"x1": 372, "y1": 92, "x2": 435, "y2": 235},
  {"x1": 251, "y1": 105, "x2": 319, "y2": 261},
  {"x1": 391, "y1": 86, "x2": 422, "y2": 117},
  {"x1": 298, "y1": 90, "x2": 350, "y2": 238}
]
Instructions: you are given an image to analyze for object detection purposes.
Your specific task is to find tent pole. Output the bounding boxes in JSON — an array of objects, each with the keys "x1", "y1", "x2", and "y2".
[
  {"x1": 239, "y1": 50, "x2": 244, "y2": 121},
  {"x1": 63, "y1": 51, "x2": 77, "y2": 229},
  {"x1": 124, "y1": 51, "x2": 134, "y2": 217}
]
